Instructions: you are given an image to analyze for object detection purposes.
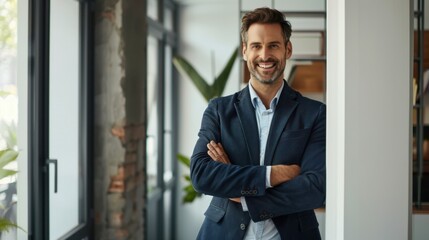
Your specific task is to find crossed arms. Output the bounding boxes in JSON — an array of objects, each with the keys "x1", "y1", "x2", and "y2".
[
  {"x1": 207, "y1": 141, "x2": 301, "y2": 191},
  {"x1": 190, "y1": 99, "x2": 326, "y2": 221}
]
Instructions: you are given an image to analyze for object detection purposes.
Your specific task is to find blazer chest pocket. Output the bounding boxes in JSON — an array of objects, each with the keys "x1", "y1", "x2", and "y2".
[
  {"x1": 275, "y1": 128, "x2": 311, "y2": 164},
  {"x1": 281, "y1": 128, "x2": 311, "y2": 140}
]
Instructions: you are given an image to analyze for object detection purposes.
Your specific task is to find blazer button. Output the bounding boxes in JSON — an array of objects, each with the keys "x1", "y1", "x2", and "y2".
[
  {"x1": 252, "y1": 190, "x2": 257, "y2": 194},
  {"x1": 241, "y1": 190, "x2": 245, "y2": 195},
  {"x1": 240, "y1": 223, "x2": 246, "y2": 230}
]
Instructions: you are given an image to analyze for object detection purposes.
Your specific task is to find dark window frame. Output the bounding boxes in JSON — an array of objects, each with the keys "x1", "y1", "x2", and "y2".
[
  {"x1": 28, "y1": 0, "x2": 94, "y2": 239},
  {"x1": 145, "y1": 0, "x2": 178, "y2": 239}
]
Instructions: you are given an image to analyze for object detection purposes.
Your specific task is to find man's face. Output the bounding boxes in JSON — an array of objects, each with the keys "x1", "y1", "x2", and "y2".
[{"x1": 242, "y1": 23, "x2": 292, "y2": 84}]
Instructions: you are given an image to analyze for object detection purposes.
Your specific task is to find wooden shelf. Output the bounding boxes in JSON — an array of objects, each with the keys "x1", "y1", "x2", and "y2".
[{"x1": 288, "y1": 62, "x2": 325, "y2": 93}]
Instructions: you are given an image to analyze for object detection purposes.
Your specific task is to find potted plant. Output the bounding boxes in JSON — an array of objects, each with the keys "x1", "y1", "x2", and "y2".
[{"x1": 173, "y1": 47, "x2": 238, "y2": 203}]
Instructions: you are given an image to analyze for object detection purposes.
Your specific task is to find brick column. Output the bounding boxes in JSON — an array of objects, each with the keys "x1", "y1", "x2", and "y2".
[{"x1": 94, "y1": 0, "x2": 147, "y2": 239}]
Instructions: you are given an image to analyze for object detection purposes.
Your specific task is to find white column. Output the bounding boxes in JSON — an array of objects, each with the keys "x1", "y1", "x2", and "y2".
[{"x1": 326, "y1": 0, "x2": 412, "y2": 239}]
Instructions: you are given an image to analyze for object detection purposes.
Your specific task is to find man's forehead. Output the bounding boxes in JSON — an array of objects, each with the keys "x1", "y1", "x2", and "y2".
[{"x1": 247, "y1": 23, "x2": 284, "y2": 41}]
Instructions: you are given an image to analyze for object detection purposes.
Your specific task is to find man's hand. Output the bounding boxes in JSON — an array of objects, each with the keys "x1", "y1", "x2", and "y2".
[
  {"x1": 207, "y1": 141, "x2": 239, "y2": 203},
  {"x1": 229, "y1": 197, "x2": 241, "y2": 203},
  {"x1": 207, "y1": 140, "x2": 230, "y2": 164},
  {"x1": 270, "y1": 164, "x2": 301, "y2": 187}
]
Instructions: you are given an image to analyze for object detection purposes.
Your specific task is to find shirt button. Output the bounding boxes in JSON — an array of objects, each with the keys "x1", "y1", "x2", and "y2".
[{"x1": 240, "y1": 223, "x2": 246, "y2": 230}]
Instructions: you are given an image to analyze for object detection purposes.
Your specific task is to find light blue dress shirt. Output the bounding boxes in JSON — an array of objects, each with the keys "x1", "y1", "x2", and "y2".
[{"x1": 241, "y1": 81, "x2": 284, "y2": 240}]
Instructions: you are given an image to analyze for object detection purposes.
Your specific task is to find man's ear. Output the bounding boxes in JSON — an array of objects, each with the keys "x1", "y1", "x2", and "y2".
[
  {"x1": 242, "y1": 42, "x2": 247, "y2": 61},
  {"x1": 286, "y1": 41, "x2": 293, "y2": 59}
]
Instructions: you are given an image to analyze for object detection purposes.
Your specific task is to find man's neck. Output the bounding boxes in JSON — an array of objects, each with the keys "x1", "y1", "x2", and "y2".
[{"x1": 250, "y1": 78, "x2": 283, "y2": 109}]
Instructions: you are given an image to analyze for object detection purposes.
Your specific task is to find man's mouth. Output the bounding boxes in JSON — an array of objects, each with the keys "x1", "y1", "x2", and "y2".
[{"x1": 257, "y1": 62, "x2": 276, "y2": 69}]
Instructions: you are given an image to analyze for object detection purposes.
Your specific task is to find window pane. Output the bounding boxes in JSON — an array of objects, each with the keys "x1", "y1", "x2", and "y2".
[
  {"x1": 163, "y1": 190, "x2": 172, "y2": 240},
  {"x1": 49, "y1": 0, "x2": 80, "y2": 239},
  {"x1": 147, "y1": 36, "x2": 159, "y2": 193},
  {"x1": 163, "y1": 133, "x2": 172, "y2": 183},
  {"x1": 147, "y1": 198, "x2": 160, "y2": 240},
  {"x1": 164, "y1": 46, "x2": 173, "y2": 182},
  {"x1": 147, "y1": 0, "x2": 158, "y2": 21},
  {"x1": 0, "y1": 0, "x2": 18, "y2": 239},
  {"x1": 164, "y1": 7, "x2": 173, "y2": 32}
]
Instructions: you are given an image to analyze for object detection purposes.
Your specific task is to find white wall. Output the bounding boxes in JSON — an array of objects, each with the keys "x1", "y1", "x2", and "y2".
[
  {"x1": 326, "y1": 0, "x2": 412, "y2": 239},
  {"x1": 318, "y1": 212, "x2": 429, "y2": 240}
]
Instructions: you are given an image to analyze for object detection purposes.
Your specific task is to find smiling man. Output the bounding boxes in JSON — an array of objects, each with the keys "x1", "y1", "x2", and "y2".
[{"x1": 190, "y1": 7, "x2": 326, "y2": 240}]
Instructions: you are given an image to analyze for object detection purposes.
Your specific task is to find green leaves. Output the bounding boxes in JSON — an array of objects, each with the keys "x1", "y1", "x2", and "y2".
[
  {"x1": 173, "y1": 47, "x2": 238, "y2": 102},
  {"x1": 0, "y1": 218, "x2": 19, "y2": 233},
  {"x1": 177, "y1": 154, "x2": 202, "y2": 203},
  {"x1": 177, "y1": 153, "x2": 191, "y2": 167},
  {"x1": 182, "y1": 182, "x2": 202, "y2": 203},
  {"x1": 174, "y1": 47, "x2": 238, "y2": 203},
  {"x1": 0, "y1": 149, "x2": 17, "y2": 179},
  {"x1": 0, "y1": 91, "x2": 11, "y2": 98},
  {"x1": 0, "y1": 148, "x2": 20, "y2": 233},
  {"x1": 0, "y1": 0, "x2": 17, "y2": 50}
]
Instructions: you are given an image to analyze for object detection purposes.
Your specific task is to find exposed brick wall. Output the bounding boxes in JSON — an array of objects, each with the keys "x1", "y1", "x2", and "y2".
[
  {"x1": 107, "y1": 123, "x2": 145, "y2": 240},
  {"x1": 94, "y1": 0, "x2": 147, "y2": 239}
]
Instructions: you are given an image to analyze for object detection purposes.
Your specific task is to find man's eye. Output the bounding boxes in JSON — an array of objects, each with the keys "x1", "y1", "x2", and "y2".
[
  {"x1": 251, "y1": 45, "x2": 261, "y2": 49},
  {"x1": 270, "y1": 45, "x2": 279, "y2": 49}
]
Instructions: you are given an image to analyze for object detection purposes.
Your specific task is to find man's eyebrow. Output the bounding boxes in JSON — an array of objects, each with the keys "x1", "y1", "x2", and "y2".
[{"x1": 249, "y1": 41, "x2": 282, "y2": 45}]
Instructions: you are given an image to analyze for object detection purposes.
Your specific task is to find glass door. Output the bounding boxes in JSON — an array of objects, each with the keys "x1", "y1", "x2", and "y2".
[
  {"x1": 29, "y1": 0, "x2": 93, "y2": 239},
  {"x1": 48, "y1": 0, "x2": 81, "y2": 239}
]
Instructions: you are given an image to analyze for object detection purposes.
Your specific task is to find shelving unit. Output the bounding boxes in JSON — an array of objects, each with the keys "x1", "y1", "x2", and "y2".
[{"x1": 414, "y1": 0, "x2": 426, "y2": 209}]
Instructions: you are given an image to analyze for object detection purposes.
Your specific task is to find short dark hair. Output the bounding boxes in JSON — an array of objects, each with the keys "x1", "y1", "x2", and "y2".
[{"x1": 241, "y1": 7, "x2": 292, "y2": 44}]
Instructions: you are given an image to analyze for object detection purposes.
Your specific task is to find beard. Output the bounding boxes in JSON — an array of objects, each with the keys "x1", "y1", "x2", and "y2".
[{"x1": 248, "y1": 58, "x2": 285, "y2": 85}]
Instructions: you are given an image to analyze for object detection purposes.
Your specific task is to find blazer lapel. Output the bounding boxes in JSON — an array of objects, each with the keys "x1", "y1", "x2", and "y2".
[
  {"x1": 234, "y1": 86, "x2": 260, "y2": 166},
  {"x1": 264, "y1": 83, "x2": 298, "y2": 166}
]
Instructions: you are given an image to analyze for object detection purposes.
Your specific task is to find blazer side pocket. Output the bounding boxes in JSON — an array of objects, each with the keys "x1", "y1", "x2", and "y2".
[
  {"x1": 204, "y1": 204, "x2": 226, "y2": 223},
  {"x1": 204, "y1": 197, "x2": 228, "y2": 223}
]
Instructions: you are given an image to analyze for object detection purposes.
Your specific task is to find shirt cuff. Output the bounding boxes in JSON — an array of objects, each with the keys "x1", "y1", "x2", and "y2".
[
  {"x1": 242, "y1": 166, "x2": 271, "y2": 212},
  {"x1": 266, "y1": 166, "x2": 272, "y2": 188},
  {"x1": 240, "y1": 197, "x2": 248, "y2": 211}
]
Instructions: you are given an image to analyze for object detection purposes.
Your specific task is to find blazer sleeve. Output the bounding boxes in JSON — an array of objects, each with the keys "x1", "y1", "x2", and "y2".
[
  {"x1": 190, "y1": 99, "x2": 267, "y2": 198},
  {"x1": 245, "y1": 104, "x2": 326, "y2": 222}
]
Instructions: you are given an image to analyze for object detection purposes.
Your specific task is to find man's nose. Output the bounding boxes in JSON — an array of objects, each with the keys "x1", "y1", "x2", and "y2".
[{"x1": 259, "y1": 47, "x2": 270, "y2": 61}]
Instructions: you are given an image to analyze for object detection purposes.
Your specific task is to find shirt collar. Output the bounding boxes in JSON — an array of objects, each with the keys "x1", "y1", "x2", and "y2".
[{"x1": 248, "y1": 80, "x2": 284, "y2": 111}]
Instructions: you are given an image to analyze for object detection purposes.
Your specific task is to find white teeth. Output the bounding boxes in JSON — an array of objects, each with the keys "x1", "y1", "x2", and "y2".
[{"x1": 258, "y1": 63, "x2": 274, "y2": 69}]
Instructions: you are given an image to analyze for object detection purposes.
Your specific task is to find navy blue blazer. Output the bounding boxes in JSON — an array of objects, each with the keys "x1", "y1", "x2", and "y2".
[{"x1": 190, "y1": 81, "x2": 326, "y2": 240}]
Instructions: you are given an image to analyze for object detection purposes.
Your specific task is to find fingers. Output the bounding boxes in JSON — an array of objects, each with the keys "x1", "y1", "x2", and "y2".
[
  {"x1": 207, "y1": 149, "x2": 220, "y2": 162},
  {"x1": 210, "y1": 141, "x2": 225, "y2": 159},
  {"x1": 229, "y1": 197, "x2": 241, "y2": 203},
  {"x1": 207, "y1": 141, "x2": 230, "y2": 164}
]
